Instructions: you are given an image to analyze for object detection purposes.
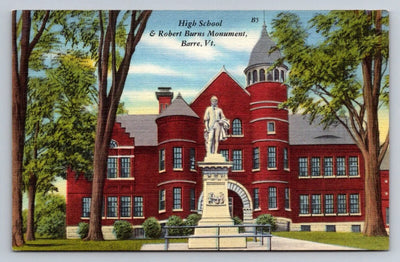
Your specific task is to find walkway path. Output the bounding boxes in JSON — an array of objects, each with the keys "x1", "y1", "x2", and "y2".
[{"x1": 141, "y1": 236, "x2": 362, "y2": 251}]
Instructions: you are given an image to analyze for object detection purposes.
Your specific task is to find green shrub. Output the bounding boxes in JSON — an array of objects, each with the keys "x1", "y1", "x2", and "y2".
[
  {"x1": 142, "y1": 217, "x2": 162, "y2": 239},
  {"x1": 184, "y1": 214, "x2": 201, "y2": 235},
  {"x1": 113, "y1": 220, "x2": 133, "y2": 240},
  {"x1": 77, "y1": 222, "x2": 89, "y2": 239},
  {"x1": 233, "y1": 216, "x2": 244, "y2": 233},
  {"x1": 166, "y1": 215, "x2": 184, "y2": 236},
  {"x1": 36, "y1": 210, "x2": 66, "y2": 238},
  {"x1": 256, "y1": 214, "x2": 277, "y2": 232}
]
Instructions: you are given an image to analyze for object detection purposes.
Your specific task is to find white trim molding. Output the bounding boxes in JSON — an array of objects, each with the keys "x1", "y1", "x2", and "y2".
[
  {"x1": 158, "y1": 139, "x2": 197, "y2": 146},
  {"x1": 157, "y1": 180, "x2": 196, "y2": 187},
  {"x1": 250, "y1": 100, "x2": 282, "y2": 105},
  {"x1": 252, "y1": 139, "x2": 289, "y2": 144},
  {"x1": 250, "y1": 117, "x2": 288, "y2": 124},
  {"x1": 252, "y1": 180, "x2": 289, "y2": 184}
]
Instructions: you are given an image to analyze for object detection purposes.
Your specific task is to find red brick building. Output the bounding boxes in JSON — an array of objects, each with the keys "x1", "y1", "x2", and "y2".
[{"x1": 66, "y1": 24, "x2": 389, "y2": 239}]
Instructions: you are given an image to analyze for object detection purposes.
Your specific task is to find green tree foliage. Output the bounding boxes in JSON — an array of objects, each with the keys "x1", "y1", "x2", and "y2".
[
  {"x1": 113, "y1": 221, "x2": 133, "y2": 240},
  {"x1": 77, "y1": 222, "x2": 89, "y2": 239},
  {"x1": 142, "y1": 217, "x2": 162, "y2": 239},
  {"x1": 233, "y1": 216, "x2": 244, "y2": 233},
  {"x1": 272, "y1": 10, "x2": 389, "y2": 236},
  {"x1": 166, "y1": 215, "x2": 184, "y2": 236},
  {"x1": 184, "y1": 214, "x2": 201, "y2": 235},
  {"x1": 256, "y1": 214, "x2": 277, "y2": 232}
]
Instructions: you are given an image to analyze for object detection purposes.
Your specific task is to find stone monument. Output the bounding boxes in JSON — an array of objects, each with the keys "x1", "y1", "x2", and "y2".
[{"x1": 188, "y1": 96, "x2": 246, "y2": 249}]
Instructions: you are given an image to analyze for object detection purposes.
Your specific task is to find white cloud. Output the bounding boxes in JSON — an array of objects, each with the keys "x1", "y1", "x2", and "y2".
[
  {"x1": 141, "y1": 34, "x2": 222, "y2": 61},
  {"x1": 128, "y1": 63, "x2": 191, "y2": 77}
]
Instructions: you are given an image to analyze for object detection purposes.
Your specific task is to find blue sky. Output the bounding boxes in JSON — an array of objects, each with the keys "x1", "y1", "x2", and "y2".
[{"x1": 121, "y1": 10, "x2": 320, "y2": 114}]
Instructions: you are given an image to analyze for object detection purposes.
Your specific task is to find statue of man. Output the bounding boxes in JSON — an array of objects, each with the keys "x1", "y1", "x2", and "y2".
[{"x1": 204, "y1": 96, "x2": 230, "y2": 155}]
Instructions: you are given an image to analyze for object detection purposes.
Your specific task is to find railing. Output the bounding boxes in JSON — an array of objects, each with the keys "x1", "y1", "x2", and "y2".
[{"x1": 163, "y1": 224, "x2": 272, "y2": 251}]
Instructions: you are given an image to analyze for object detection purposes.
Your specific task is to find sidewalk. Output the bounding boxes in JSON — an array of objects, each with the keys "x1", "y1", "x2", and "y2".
[{"x1": 140, "y1": 236, "x2": 362, "y2": 251}]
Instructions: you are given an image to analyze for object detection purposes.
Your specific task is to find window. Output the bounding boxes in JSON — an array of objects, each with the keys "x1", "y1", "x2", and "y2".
[
  {"x1": 134, "y1": 196, "x2": 143, "y2": 217},
  {"x1": 268, "y1": 147, "x2": 276, "y2": 169},
  {"x1": 247, "y1": 72, "x2": 251, "y2": 85},
  {"x1": 350, "y1": 194, "x2": 359, "y2": 214},
  {"x1": 173, "y1": 187, "x2": 182, "y2": 210},
  {"x1": 299, "y1": 195, "x2": 309, "y2": 214},
  {"x1": 267, "y1": 71, "x2": 273, "y2": 81},
  {"x1": 159, "y1": 190, "x2": 165, "y2": 211},
  {"x1": 252, "y1": 70, "x2": 258, "y2": 83},
  {"x1": 253, "y1": 148, "x2": 260, "y2": 170},
  {"x1": 337, "y1": 194, "x2": 347, "y2": 214},
  {"x1": 159, "y1": 149, "x2": 165, "y2": 171},
  {"x1": 386, "y1": 207, "x2": 389, "y2": 225},
  {"x1": 110, "y1": 139, "x2": 118, "y2": 148},
  {"x1": 220, "y1": 149, "x2": 229, "y2": 161},
  {"x1": 107, "y1": 196, "x2": 118, "y2": 217},
  {"x1": 349, "y1": 157, "x2": 358, "y2": 176},
  {"x1": 311, "y1": 195, "x2": 321, "y2": 214},
  {"x1": 267, "y1": 121, "x2": 275, "y2": 134},
  {"x1": 300, "y1": 225, "x2": 311, "y2": 231},
  {"x1": 351, "y1": 225, "x2": 361, "y2": 233},
  {"x1": 268, "y1": 187, "x2": 277, "y2": 209},
  {"x1": 336, "y1": 157, "x2": 346, "y2": 176},
  {"x1": 283, "y1": 148, "x2": 289, "y2": 170},
  {"x1": 173, "y1": 147, "x2": 182, "y2": 169},
  {"x1": 190, "y1": 189, "x2": 195, "y2": 210},
  {"x1": 232, "y1": 150, "x2": 243, "y2": 170},
  {"x1": 274, "y1": 69, "x2": 279, "y2": 81},
  {"x1": 280, "y1": 70, "x2": 285, "y2": 82},
  {"x1": 107, "y1": 158, "x2": 117, "y2": 178},
  {"x1": 323, "y1": 157, "x2": 333, "y2": 176},
  {"x1": 120, "y1": 158, "x2": 130, "y2": 178},
  {"x1": 254, "y1": 188, "x2": 260, "y2": 209},
  {"x1": 285, "y1": 188, "x2": 290, "y2": 209},
  {"x1": 299, "y1": 157, "x2": 308, "y2": 177},
  {"x1": 82, "y1": 197, "x2": 91, "y2": 218},
  {"x1": 326, "y1": 225, "x2": 336, "y2": 232},
  {"x1": 311, "y1": 157, "x2": 320, "y2": 176},
  {"x1": 232, "y1": 119, "x2": 242, "y2": 135},
  {"x1": 120, "y1": 196, "x2": 131, "y2": 217},
  {"x1": 260, "y1": 69, "x2": 265, "y2": 81},
  {"x1": 324, "y1": 194, "x2": 334, "y2": 214},
  {"x1": 190, "y1": 148, "x2": 196, "y2": 170}
]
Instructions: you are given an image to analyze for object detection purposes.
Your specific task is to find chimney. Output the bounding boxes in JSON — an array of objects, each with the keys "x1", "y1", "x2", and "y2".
[{"x1": 156, "y1": 87, "x2": 174, "y2": 113}]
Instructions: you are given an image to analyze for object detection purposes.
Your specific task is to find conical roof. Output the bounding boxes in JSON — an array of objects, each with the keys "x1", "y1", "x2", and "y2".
[
  {"x1": 157, "y1": 93, "x2": 199, "y2": 119},
  {"x1": 247, "y1": 24, "x2": 281, "y2": 68}
]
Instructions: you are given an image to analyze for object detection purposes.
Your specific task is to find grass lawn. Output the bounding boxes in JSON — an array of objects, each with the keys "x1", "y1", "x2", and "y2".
[
  {"x1": 13, "y1": 238, "x2": 186, "y2": 251},
  {"x1": 273, "y1": 232, "x2": 389, "y2": 250}
]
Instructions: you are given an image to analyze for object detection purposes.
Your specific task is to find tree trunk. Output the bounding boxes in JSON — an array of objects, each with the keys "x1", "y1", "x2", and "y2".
[{"x1": 26, "y1": 174, "x2": 37, "y2": 241}]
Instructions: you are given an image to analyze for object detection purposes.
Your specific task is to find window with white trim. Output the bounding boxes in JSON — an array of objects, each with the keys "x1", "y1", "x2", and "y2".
[
  {"x1": 336, "y1": 157, "x2": 346, "y2": 176},
  {"x1": 283, "y1": 148, "x2": 289, "y2": 170},
  {"x1": 173, "y1": 187, "x2": 182, "y2": 210},
  {"x1": 120, "y1": 196, "x2": 131, "y2": 217},
  {"x1": 82, "y1": 197, "x2": 91, "y2": 218},
  {"x1": 190, "y1": 189, "x2": 195, "y2": 210},
  {"x1": 311, "y1": 157, "x2": 320, "y2": 176},
  {"x1": 232, "y1": 119, "x2": 242, "y2": 135},
  {"x1": 323, "y1": 157, "x2": 333, "y2": 176},
  {"x1": 268, "y1": 146, "x2": 276, "y2": 169},
  {"x1": 120, "y1": 158, "x2": 130, "y2": 178},
  {"x1": 159, "y1": 189, "x2": 165, "y2": 211},
  {"x1": 107, "y1": 158, "x2": 117, "y2": 178},
  {"x1": 253, "y1": 147, "x2": 260, "y2": 170},
  {"x1": 267, "y1": 121, "x2": 275, "y2": 134},
  {"x1": 254, "y1": 188, "x2": 259, "y2": 209},
  {"x1": 190, "y1": 148, "x2": 196, "y2": 170},
  {"x1": 134, "y1": 196, "x2": 143, "y2": 217},
  {"x1": 268, "y1": 187, "x2": 277, "y2": 209},
  {"x1": 324, "y1": 194, "x2": 334, "y2": 214},
  {"x1": 299, "y1": 195, "x2": 309, "y2": 214},
  {"x1": 311, "y1": 194, "x2": 321, "y2": 214},
  {"x1": 349, "y1": 194, "x2": 359, "y2": 214},
  {"x1": 349, "y1": 157, "x2": 359, "y2": 176},
  {"x1": 173, "y1": 147, "x2": 182, "y2": 169},
  {"x1": 232, "y1": 150, "x2": 242, "y2": 170},
  {"x1": 337, "y1": 194, "x2": 347, "y2": 214},
  {"x1": 285, "y1": 188, "x2": 290, "y2": 209},
  {"x1": 110, "y1": 139, "x2": 118, "y2": 148},
  {"x1": 299, "y1": 157, "x2": 308, "y2": 177},
  {"x1": 107, "y1": 196, "x2": 118, "y2": 217},
  {"x1": 159, "y1": 149, "x2": 165, "y2": 171},
  {"x1": 220, "y1": 149, "x2": 229, "y2": 161}
]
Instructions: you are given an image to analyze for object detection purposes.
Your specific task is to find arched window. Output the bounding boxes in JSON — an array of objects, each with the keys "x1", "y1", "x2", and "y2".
[
  {"x1": 267, "y1": 71, "x2": 273, "y2": 81},
  {"x1": 274, "y1": 69, "x2": 280, "y2": 81},
  {"x1": 252, "y1": 70, "x2": 258, "y2": 83},
  {"x1": 281, "y1": 70, "x2": 285, "y2": 82},
  {"x1": 232, "y1": 119, "x2": 242, "y2": 135},
  {"x1": 259, "y1": 69, "x2": 265, "y2": 81},
  {"x1": 247, "y1": 72, "x2": 251, "y2": 85},
  {"x1": 110, "y1": 139, "x2": 118, "y2": 148}
]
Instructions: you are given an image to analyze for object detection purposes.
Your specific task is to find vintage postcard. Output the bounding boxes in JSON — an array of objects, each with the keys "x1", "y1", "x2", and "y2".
[{"x1": 11, "y1": 10, "x2": 389, "y2": 252}]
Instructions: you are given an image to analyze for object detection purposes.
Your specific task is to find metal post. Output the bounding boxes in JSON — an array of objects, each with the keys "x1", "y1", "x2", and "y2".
[
  {"x1": 164, "y1": 227, "x2": 169, "y2": 251},
  {"x1": 217, "y1": 225, "x2": 220, "y2": 251},
  {"x1": 253, "y1": 225, "x2": 256, "y2": 242}
]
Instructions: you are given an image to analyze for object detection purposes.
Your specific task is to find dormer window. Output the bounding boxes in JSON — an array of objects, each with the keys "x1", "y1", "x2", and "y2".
[
  {"x1": 110, "y1": 139, "x2": 118, "y2": 148},
  {"x1": 260, "y1": 69, "x2": 265, "y2": 81},
  {"x1": 274, "y1": 69, "x2": 280, "y2": 82},
  {"x1": 252, "y1": 70, "x2": 258, "y2": 83}
]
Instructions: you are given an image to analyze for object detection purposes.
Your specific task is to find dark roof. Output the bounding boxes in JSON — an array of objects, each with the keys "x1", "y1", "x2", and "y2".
[
  {"x1": 246, "y1": 24, "x2": 282, "y2": 68},
  {"x1": 289, "y1": 114, "x2": 355, "y2": 145},
  {"x1": 116, "y1": 114, "x2": 158, "y2": 146},
  {"x1": 157, "y1": 93, "x2": 199, "y2": 119}
]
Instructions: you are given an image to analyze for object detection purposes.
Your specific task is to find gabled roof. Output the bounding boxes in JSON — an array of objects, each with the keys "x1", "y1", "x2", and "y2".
[
  {"x1": 116, "y1": 114, "x2": 158, "y2": 146},
  {"x1": 157, "y1": 93, "x2": 199, "y2": 119},
  {"x1": 289, "y1": 114, "x2": 355, "y2": 145}
]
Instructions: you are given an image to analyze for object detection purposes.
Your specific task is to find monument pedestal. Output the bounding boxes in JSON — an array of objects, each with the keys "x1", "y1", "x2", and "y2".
[{"x1": 188, "y1": 154, "x2": 246, "y2": 249}]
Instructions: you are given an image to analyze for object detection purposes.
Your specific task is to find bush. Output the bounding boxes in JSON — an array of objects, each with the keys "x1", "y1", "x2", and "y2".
[
  {"x1": 233, "y1": 216, "x2": 244, "y2": 233},
  {"x1": 36, "y1": 210, "x2": 66, "y2": 238},
  {"x1": 142, "y1": 217, "x2": 162, "y2": 239},
  {"x1": 166, "y1": 215, "x2": 184, "y2": 236},
  {"x1": 113, "y1": 220, "x2": 133, "y2": 240},
  {"x1": 256, "y1": 214, "x2": 277, "y2": 232},
  {"x1": 77, "y1": 222, "x2": 89, "y2": 239},
  {"x1": 184, "y1": 214, "x2": 201, "y2": 235}
]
